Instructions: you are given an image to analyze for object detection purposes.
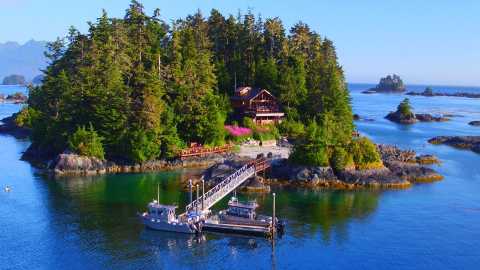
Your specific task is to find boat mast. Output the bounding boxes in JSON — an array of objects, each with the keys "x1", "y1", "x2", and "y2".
[
  {"x1": 196, "y1": 184, "x2": 199, "y2": 214},
  {"x1": 157, "y1": 183, "x2": 160, "y2": 203},
  {"x1": 201, "y1": 177, "x2": 205, "y2": 211}
]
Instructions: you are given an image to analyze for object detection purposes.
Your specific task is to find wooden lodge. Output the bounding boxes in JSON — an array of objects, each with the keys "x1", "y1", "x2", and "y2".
[{"x1": 231, "y1": 86, "x2": 285, "y2": 125}]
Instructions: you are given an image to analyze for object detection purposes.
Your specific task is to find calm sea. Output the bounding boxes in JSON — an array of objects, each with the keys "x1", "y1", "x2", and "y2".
[{"x1": 1, "y1": 84, "x2": 480, "y2": 270}]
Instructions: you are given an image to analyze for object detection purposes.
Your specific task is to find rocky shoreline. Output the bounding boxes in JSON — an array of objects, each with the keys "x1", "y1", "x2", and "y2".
[
  {"x1": 429, "y1": 136, "x2": 480, "y2": 154},
  {"x1": 386, "y1": 111, "x2": 449, "y2": 124},
  {"x1": 1, "y1": 113, "x2": 444, "y2": 190},
  {"x1": 0, "y1": 114, "x2": 30, "y2": 139},
  {"x1": 0, "y1": 92, "x2": 28, "y2": 104},
  {"x1": 199, "y1": 144, "x2": 442, "y2": 191},
  {"x1": 29, "y1": 149, "x2": 234, "y2": 176},
  {"x1": 406, "y1": 91, "x2": 480, "y2": 99}
]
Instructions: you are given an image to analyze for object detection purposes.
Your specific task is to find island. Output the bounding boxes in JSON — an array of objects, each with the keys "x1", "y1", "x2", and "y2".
[
  {"x1": 5, "y1": 92, "x2": 28, "y2": 103},
  {"x1": 469, "y1": 121, "x2": 480, "y2": 127},
  {"x1": 2, "y1": 74, "x2": 26, "y2": 85},
  {"x1": 0, "y1": 2, "x2": 443, "y2": 190},
  {"x1": 386, "y1": 98, "x2": 449, "y2": 124},
  {"x1": 363, "y1": 74, "x2": 406, "y2": 94},
  {"x1": 429, "y1": 136, "x2": 480, "y2": 154},
  {"x1": 406, "y1": 87, "x2": 480, "y2": 98}
]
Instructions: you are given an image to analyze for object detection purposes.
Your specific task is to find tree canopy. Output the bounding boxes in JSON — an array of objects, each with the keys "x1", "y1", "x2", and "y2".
[{"x1": 26, "y1": 1, "x2": 358, "y2": 164}]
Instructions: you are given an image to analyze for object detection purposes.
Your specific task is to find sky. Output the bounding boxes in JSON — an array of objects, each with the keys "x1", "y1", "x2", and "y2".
[{"x1": 0, "y1": 0, "x2": 479, "y2": 86}]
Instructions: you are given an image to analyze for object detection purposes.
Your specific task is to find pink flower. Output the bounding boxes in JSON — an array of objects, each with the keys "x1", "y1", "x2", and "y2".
[{"x1": 225, "y1": 125, "x2": 252, "y2": 137}]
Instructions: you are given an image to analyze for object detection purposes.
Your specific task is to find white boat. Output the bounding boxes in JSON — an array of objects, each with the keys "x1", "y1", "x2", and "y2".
[{"x1": 140, "y1": 200, "x2": 203, "y2": 234}]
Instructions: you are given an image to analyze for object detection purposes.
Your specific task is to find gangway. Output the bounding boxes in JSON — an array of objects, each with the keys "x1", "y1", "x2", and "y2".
[{"x1": 185, "y1": 157, "x2": 270, "y2": 213}]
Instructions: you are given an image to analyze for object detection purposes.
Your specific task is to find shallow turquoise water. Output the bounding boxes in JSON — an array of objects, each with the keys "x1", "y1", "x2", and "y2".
[{"x1": 1, "y1": 84, "x2": 480, "y2": 269}]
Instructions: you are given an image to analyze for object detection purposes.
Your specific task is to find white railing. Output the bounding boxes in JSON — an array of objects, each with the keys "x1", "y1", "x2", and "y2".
[{"x1": 186, "y1": 163, "x2": 256, "y2": 212}]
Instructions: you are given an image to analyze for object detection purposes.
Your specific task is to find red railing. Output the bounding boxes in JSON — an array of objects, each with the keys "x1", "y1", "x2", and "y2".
[
  {"x1": 248, "y1": 157, "x2": 270, "y2": 173},
  {"x1": 179, "y1": 144, "x2": 233, "y2": 159}
]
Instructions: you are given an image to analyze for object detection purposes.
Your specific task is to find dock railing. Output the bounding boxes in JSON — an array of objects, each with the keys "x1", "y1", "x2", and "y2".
[{"x1": 185, "y1": 158, "x2": 270, "y2": 213}]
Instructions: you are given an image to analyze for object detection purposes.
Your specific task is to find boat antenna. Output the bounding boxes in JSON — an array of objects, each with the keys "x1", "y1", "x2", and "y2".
[
  {"x1": 189, "y1": 179, "x2": 193, "y2": 204},
  {"x1": 196, "y1": 184, "x2": 199, "y2": 214}
]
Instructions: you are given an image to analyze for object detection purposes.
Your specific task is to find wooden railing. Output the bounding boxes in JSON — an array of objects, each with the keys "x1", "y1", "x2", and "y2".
[{"x1": 179, "y1": 144, "x2": 233, "y2": 159}]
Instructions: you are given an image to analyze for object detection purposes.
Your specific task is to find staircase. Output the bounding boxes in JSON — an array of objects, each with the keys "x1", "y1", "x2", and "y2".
[{"x1": 186, "y1": 162, "x2": 258, "y2": 213}]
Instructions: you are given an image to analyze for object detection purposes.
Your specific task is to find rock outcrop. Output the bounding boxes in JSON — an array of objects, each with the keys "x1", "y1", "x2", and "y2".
[
  {"x1": 0, "y1": 115, "x2": 30, "y2": 139},
  {"x1": 406, "y1": 89, "x2": 480, "y2": 99},
  {"x1": 5, "y1": 92, "x2": 28, "y2": 104},
  {"x1": 468, "y1": 121, "x2": 480, "y2": 127},
  {"x1": 414, "y1": 113, "x2": 449, "y2": 122},
  {"x1": 43, "y1": 151, "x2": 233, "y2": 176},
  {"x1": 429, "y1": 136, "x2": 480, "y2": 154},
  {"x1": 2, "y1": 74, "x2": 26, "y2": 85},
  {"x1": 385, "y1": 110, "x2": 417, "y2": 124},
  {"x1": 264, "y1": 144, "x2": 442, "y2": 188},
  {"x1": 386, "y1": 112, "x2": 450, "y2": 124},
  {"x1": 363, "y1": 74, "x2": 406, "y2": 93}
]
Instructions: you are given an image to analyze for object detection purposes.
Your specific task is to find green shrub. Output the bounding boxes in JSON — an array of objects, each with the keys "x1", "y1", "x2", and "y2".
[
  {"x1": 331, "y1": 147, "x2": 354, "y2": 171},
  {"x1": 278, "y1": 119, "x2": 305, "y2": 139},
  {"x1": 242, "y1": 117, "x2": 255, "y2": 129},
  {"x1": 348, "y1": 137, "x2": 382, "y2": 169},
  {"x1": 14, "y1": 107, "x2": 39, "y2": 128},
  {"x1": 68, "y1": 125, "x2": 105, "y2": 159},
  {"x1": 289, "y1": 121, "x2": 329, "y2": 166},
  {"x1": 397, "y1": 98, "x2": 414, "y2": 117},
  {"x1": 253, "y1": 124, "x2": 280, "y2": 142},
  {"x1": 126, "y1": 129, "x2": 161, "y2": 163}
]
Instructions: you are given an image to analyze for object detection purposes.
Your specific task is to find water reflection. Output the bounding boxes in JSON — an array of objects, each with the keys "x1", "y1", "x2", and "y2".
[{"x1": 39, "y1": 169, "x2": 381, "y2": 260}]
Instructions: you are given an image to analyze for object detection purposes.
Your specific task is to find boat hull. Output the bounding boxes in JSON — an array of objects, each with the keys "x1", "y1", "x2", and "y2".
[{"x1": 141, "y1": 216, "x2": 197, "y2": 234}]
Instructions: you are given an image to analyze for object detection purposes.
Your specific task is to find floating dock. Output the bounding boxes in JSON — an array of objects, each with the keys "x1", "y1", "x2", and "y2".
[{"x1": 203, "y1": 221, "x2": 273, "y2": 237}]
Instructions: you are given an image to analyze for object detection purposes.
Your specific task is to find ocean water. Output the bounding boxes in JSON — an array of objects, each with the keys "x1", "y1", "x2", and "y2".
[{"x1": 1, "y1": 84, "x2": 480, "y2": 270}]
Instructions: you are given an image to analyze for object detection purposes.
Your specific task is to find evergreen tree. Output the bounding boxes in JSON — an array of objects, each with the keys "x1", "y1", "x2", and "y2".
[{"x1": 25, "y1": 2, "x2": 360, "y2": 166}]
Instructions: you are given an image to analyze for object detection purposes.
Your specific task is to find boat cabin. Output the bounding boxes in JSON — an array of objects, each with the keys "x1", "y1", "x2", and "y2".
[
  {"x1": 231, "y1": 86, "x2": 285, "y2": 125},
  {"x1": 225, "y1": 197, "x2": 259, "y2": 220},
  {"x1": 147, "y1": 201, "x2": 178, "y2": 222}
]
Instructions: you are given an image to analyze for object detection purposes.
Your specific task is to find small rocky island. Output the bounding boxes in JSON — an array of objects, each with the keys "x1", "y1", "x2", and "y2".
[
  {"x1": 386, "y1": 98, "x2": 449, "y2": 124},
  {"x1": 468, "y1": 121, "x2": 480, "y2": 127},
  {"x1": 406, "y1": 87, "x2": 480, "y2": 99},
  {"x1": 429, "y1": 136, "x2": 480, "y2": 154},
  {"x1": 2, "y1": 74, "x2": 26, "y2": 85},
  {"x1": 0, "y1": 92, "x2": 28, "y2": 104},
  {"x1": 363, "y1": 74, "x2": 406, "y2": 94}
]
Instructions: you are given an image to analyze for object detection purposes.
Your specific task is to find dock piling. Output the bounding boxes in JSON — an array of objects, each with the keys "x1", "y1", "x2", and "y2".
[
  {"x1": 272, "y1": 193, "x2": 276, "y2": 237},
  {"x1": 201, "y1": 178, "x2": 205, "y2": 211}
]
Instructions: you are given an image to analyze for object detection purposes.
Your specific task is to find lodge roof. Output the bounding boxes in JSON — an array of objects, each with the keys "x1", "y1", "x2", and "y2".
[{"x1": 231, "y1": 86, "x2": 276, "y2": 101}]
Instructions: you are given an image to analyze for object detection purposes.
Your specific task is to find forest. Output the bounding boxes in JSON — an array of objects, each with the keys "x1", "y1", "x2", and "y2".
[{"x1": 22, "y1": 1, "x2": 378, "y2": 168}]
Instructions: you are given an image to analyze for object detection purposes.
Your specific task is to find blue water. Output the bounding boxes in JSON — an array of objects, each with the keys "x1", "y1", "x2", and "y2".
[{"x1": 1, "y1": 84, "x2": 480, "y2": 269}]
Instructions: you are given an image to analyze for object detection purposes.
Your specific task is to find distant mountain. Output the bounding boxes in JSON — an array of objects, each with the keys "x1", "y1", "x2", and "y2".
[{"x1": 0, "y1": 40, "x2": 48, "y2": 82}]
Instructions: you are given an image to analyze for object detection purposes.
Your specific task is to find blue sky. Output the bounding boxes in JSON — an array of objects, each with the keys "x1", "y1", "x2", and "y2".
[{"x1": 1, "y1": 0, "x2": 479, "y2": 86}]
